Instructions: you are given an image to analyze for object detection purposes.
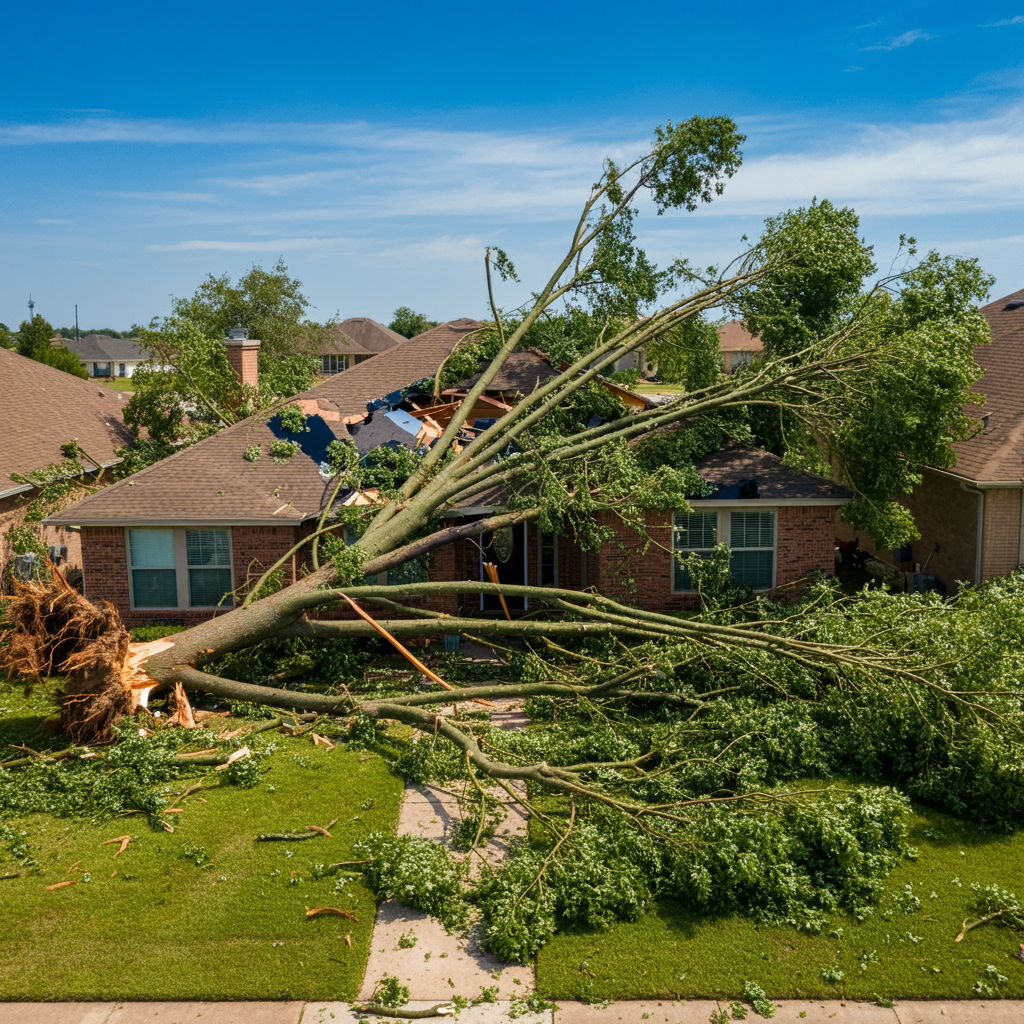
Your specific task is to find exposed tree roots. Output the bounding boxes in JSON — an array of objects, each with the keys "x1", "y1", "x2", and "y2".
[{"x1": 1, "y1": 571, "x2": 152, "y2": 744}]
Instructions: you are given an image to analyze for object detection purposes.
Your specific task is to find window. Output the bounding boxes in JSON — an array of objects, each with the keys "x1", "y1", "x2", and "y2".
[
  {"x1": 538, "y1": 529, "x2": 558, "y2": 586},
  {"x1": 321, "y1": 354, "x2": 349, "y2": 375},
  {"x1": 118, "y1": 362, "x2": 126, "y2": 377},
  {"x1": 672, "y1": 509, "x2": 776, "y2": 592},
  {"x1": 93, "y1": 362, "x2": 111, "y2": 377},
  {"x1": 128, "y1": 528, "x2": 233, "y2": 609}
]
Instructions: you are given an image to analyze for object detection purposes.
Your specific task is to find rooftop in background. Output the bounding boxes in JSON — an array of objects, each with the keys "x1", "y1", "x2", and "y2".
[
  {"x1": 0, "y1": 348, "x2": 134, "y2": 498},
  {"x1": 46, "y1": 318, "x2": 485, "y2": 526},
  {"x1": 717, "y1": 320, "x2": 763, "y2": 353},
  {"x1": 61, "y1": 334, "x2": 151, "y2": 362},
  {"x1": 947, "y1": 287, "x2": 1024, "y2": 484},
  {"x1": 448, "y1": 348, "x2": 560, "y2": 395},
  {"x1": 321, "y1": 317, "x2": 408, "y2": 357}
]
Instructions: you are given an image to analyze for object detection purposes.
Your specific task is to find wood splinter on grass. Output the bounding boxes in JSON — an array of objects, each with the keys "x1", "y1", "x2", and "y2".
[
  {"x1": 100, "y1": 835, "x2": 132, "y2": 856},
  {"x1": 306, "y1": 907, "x2": 359, "y2": 921},
  {"x1": 954, "y1": 908, "x2": 1012, "y2": 942},
  {"x1": 213, "y1": 745, "x2": 251, "y2": 771},
  {"x1": 45, "y1": 880, "x2": 78, "y2": 891}
]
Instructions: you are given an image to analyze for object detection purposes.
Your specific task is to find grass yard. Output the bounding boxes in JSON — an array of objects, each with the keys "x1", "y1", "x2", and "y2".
[
  {"x1": 96, "y1": 378, "x2": 136, "y2": 392},
  {"x1": 536, "y1": 796, "x2": 1024, "y2": 1004},
  {"x1": 0, "y1": 686, "x2": 403, "y2": 1002}
]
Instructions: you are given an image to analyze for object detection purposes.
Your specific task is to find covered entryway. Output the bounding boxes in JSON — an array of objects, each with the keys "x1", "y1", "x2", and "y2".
[{"x1": 479, "y1": 523, "x2": 528, "y2": 612}]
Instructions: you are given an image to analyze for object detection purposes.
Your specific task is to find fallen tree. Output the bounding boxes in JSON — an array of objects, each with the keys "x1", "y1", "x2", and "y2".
[{"x1": 5, "y1": 115, "x2": 1018, "y2": 958}]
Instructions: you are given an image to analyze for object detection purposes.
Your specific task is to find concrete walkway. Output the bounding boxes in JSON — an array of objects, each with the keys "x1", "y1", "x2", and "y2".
[{"x1": 2, "y1": 998, "x2": 1023, "y2": 1024}]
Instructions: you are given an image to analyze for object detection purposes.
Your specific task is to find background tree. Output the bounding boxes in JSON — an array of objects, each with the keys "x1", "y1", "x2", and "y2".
[
  {"x1": 388, "y1": 307, "x2": 439, "y2": 338},
  {"x1": 15, "y1": 315, "x2": 88, "y2": 378},
  {"x1": 155, "y1": 258, "x2": 323, "y2": 396},
  {"x1": 0, "y1": 322, "x2": 15, "y2": 350}
]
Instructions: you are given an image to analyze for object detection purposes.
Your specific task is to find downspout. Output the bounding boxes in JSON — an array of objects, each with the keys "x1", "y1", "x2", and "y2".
[{"x1": 961, "y1": 482, "x2": 984, "y2": 585}]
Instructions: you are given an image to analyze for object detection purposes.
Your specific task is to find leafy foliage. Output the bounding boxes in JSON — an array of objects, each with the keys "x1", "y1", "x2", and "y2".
[
  {"x1": 15, "y1": 314, "x2": 87, "y2": 378},
  {"x1": 389, "y1": 307, "x2": 438, "y2": 339}
]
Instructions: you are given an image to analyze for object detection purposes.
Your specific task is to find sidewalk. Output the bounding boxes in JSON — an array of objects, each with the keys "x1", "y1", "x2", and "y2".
[{"x1": 2, "y1": 998, "x2": 1023, "y2": 1024}]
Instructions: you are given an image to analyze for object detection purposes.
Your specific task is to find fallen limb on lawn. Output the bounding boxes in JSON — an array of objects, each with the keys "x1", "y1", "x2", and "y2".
[
  {"x1": 257, "y1": 818, "x2": 338, "y2": 842},
  {"x1": 350, "y1": 1004, "x2": 455, "y2": 1018},
  {"x1": 306, "y1": 906, "x2": 359, "y2": 921}
]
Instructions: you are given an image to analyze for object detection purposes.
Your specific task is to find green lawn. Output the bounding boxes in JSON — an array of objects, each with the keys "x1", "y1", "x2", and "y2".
[
  {"x1": 0, "y1": 687, "x2": 403, "y2": 1002},
  {"x1": 97, "y1": 378, "x2": 136, "y2": 392},
  {"x1": 536, "y1": 799, "x2": 1024, "y2": 1003}
]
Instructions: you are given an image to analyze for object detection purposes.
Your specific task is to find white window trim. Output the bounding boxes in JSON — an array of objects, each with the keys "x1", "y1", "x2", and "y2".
[
  {"x1": 671, "y1": 507, "x2": 777, "y2": 593},
  {"x1": 126, "y1": 527, "x2": 235, "y2": 611},
  {"x1": 537, "y1": 526, "x2": 558, "y2": 587}
]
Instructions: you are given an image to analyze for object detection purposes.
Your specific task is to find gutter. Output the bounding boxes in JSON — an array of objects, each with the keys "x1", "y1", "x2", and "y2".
[
  {"x1": 3, "y1": 458, "x2": 123, "y2": 502},
  {"x1": 960, "y1": 482, "x2": 985, "y2": 585},
  {"x1": 42, "y1": 517, "x2": 307, "y2": 528}
]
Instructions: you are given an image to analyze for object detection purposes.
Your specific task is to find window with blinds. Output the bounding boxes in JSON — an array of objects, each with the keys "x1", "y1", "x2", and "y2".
[
  {"x1": 186, "y1": 530, "x2": 233, "y2": 607},
  {"x1": 729, "y1": 511, "x2": 775, "y2": 590},
  {"x1": 672, "y1": 509, "x2": 776, "y2": 592},
  {"x1": 127, "y1": 528, "x2": 233, "y2": 609},
  {"x1": 672, "y1": 512, "x2": 718, "y2": 591},
  {"x1": 128, "y1": 530, "x2": 178, "y2": 608}
]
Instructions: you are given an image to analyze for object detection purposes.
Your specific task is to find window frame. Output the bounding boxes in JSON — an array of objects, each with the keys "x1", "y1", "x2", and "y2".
[
  {"x1": 537, "y1": 526, "x2": 559, "y2": 587},
  {"x1": 321, "y1": 354, "x2": 350, "y2": 375},
  {"x1": 671, "y1": 507, "x2": 777, "y2": 593},
  {"x1": 126, "y1": 527, "x2": 235, "y2": 611}
]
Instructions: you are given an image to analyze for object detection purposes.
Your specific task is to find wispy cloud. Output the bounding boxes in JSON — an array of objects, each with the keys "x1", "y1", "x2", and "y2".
[
  {"x1": 981, "y1": 14, "x2": 1024, "y2": 26},
  {"x1": 149, "y1": 237, "x2": 344, "y2": 252},
  {"x1": 861, "y1": 28, "x2": 933, "y2": 51}
]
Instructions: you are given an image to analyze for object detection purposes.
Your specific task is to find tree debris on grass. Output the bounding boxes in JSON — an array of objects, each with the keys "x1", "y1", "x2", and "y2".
[
  {"x1": 306, "y1": 906, "x2": 359, "y2": 920},
  {"x1": 257, "y1": 818, "x2": 338, "y2": 841},
  {"x1": 100, "y1": 835, "x2": 132, "y2": 856}
]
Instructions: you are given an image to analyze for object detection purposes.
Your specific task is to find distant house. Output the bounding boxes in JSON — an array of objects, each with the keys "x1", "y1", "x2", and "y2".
[
  {"x1": 1, "y1": 348, "x2": 134, "y2": 578},
  {"x1": 46, "y1": 318, "x2": 849, "y2": 625},
  {"x1": 61, "y1": 334, "x2": 154, "y2": 379},
  {"x1": 318, "y1": 317, "x2": 409, "y2": 375},
  {"x1": 838, "y1": 288, "x2": 1024, "y2": 593},
  {"x1": 718, "y1": 320, "x2": 763, "y2": 374}
]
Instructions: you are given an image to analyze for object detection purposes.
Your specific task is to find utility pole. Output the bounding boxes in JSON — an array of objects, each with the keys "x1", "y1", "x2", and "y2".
[{"x1": 75, "y1": 304, "x2": 79, "y2": 344}]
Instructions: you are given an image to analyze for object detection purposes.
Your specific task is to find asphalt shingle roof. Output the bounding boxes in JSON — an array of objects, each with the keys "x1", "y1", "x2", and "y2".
[
  {"x1": 947, "y1": 288, "x2": 1024, "y2": 483},
  {"x1": 62, "y1": 334, "x2": 151, "y2": 362},
  {"x1": 47, "y1": 319, "x2": 483, "y2": 526},
  {"x1": 693, "y1": 441, "x2": 851, "y2": 502},
  {"x1": 321, "y1": 318, "x2": 409, "y2": 357},
  {"x1": 0, "y1": 348, "x2": 134, "y2": 498}
]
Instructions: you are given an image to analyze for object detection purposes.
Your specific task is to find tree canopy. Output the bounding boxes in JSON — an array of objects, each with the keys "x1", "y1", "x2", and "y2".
[
  {"x1": 15, "y1": 315, "x2": 88, "y2": 378},
  {"x1": 388, "y1": 307, "x2": 439, "y2": 338}
]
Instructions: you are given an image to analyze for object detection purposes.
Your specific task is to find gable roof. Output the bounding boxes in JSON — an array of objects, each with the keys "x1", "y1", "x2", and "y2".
[
  {"x1": 692, "y1": 441, "x2": 851, "y2": 504},
  {"x1": 945, "y1": 287, "x2": 1024, "y2": 484},
  {"x1": 46, "y1": 319, "x2": 484, "y2": 526},
  {"x1": 718, "y1": 320, "x2": 763, "y2": 353},
  {"x1": 0, "y1": 348, "x2": 134, "y2": 499},
  {"x1": 321, "y1": 317, "x2": 409, "y2": 357},
  {"x1": 62, "y1": 334, "x2": 151, "y2": 362}
]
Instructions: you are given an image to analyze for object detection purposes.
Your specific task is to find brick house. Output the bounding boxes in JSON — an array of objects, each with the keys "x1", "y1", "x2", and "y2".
[
  {"x1": 318, "y1": 317, "x2": 409, "y2": 375},
  {"x1": 1, "y1": 347, "x2": 135, "y2": 578},
  {"x1": 837, "y1": 287, "x2": 1024, "y2": 593},
  {"x1": 46, "y1": 320, "x2": 849, "y2": 626}
]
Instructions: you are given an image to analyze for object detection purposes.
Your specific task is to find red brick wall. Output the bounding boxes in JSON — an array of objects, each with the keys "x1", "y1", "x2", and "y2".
[{"x1": 776, "y1": 506, "x2": 839, "y2": 585}]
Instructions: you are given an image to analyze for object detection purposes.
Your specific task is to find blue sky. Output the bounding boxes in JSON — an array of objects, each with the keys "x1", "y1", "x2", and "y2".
[{"x1": 2, "y1": 1, "x2": 1022, "y2": 330}]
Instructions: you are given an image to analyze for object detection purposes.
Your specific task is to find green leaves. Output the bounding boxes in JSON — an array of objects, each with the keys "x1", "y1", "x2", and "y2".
[{"x1": 645, "y1": 117, "x2": 746, "y2": 214}]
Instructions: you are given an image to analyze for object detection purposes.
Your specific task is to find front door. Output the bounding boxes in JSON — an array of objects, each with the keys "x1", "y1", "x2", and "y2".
[{"x1": 479, "y1": 523, "x2": 527, "y2": 612}]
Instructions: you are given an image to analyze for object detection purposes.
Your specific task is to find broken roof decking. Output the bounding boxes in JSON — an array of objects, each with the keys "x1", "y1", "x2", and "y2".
[
  {"x1": 47, "y1": 319, "x2": 484, "y2": 527},
  {"x1": 943, "y1": 288, "x2": 1024, "y2": 484},
  {"x1": 1, "y1": 348, "x2": 135, "y2": 499}
]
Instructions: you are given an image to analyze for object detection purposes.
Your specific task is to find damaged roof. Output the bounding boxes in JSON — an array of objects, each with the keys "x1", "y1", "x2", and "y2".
[
  {"x1": 945, "y1": 287, "x2": 1024, "y2": 484},
  {"x1": 1, "y1": 348, "x2": 135, "y2": 499},
  {"x1": 449, "y1": 349, "x2": 561, "y2": 395},
  {"x1": 693, "y1": 441, "x2": 851, "y2": 503},
  {"x1": 47, "y1": 318, "x2": 484, "y2": 526}
]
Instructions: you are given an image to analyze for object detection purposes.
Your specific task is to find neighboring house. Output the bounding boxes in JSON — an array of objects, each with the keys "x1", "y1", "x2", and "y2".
[
  {"x1": 61, "y1": 334, "x2": 153, "y2": 379},
  {"x1": 718, "y1": 320, "x2": 763, "y2": 374},
  {"x1": 47, "y1": 318, "x2": 848, "y2": 626},
  {"x1": 0, "y1": 347, "x2": 134, "y2": 577},
  {"x1": 838, "y1": 288, "x2": 1024, "y2": 593},
  {"x1": 319, "y1": 317, "x2": 409, "y2": 375}
]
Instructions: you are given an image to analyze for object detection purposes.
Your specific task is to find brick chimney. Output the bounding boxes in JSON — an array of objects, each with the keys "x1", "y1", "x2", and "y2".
[{"x1": 224, "y1": 328, "x2": 260, "y2": 388}]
